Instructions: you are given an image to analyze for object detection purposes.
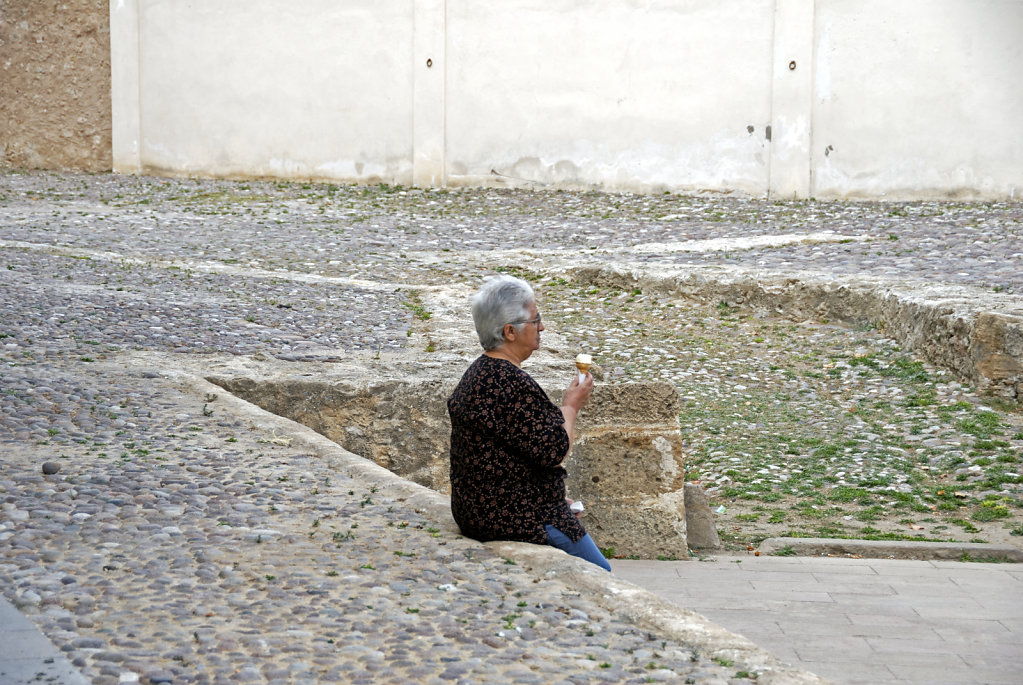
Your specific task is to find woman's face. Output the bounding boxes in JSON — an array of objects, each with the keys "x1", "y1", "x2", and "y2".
[
  {"x1": 505, "y1": 300, "x2": 545, "y2": 362},
  {"x1": 519, "y1": 301, "x2": 544, "y2": 352}
]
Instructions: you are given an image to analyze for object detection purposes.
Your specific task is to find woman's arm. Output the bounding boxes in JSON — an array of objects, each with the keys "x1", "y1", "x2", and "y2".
[
  {"x1": 496, "y1": 365, "x2": 591, "y2": 468},
  {"x1": 560, "y1": 372, "x2": 593, "y2": 455}
]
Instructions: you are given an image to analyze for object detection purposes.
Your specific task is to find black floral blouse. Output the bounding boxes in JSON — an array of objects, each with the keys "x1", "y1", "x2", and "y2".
[{"x1": 448, "y1": 355, "x2": 585, "y2": 545}]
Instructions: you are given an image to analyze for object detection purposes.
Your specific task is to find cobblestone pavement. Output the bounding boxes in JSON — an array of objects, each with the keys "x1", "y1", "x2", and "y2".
[
  {"x1": 1, "y1": 170, "x2": 1022, "y2": 684},
  {"x1": 2, "y1": 361, "x2": 753, "y2": 685}
]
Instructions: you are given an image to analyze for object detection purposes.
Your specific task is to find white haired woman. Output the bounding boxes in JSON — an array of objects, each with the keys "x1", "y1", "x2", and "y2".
[{"x1": 447, "y1": 275, "x2": 610, "y2": 570}]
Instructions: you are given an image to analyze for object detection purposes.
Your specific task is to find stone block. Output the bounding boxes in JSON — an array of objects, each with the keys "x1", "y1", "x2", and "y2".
[
  {"x1": 684, "y1": 483, "x2": 721, "y2": 550},
  {"x1": 566, "y1": 381, "x2": 689, "y2": 559},
  {"x1": 575, "y1": 380, "x2": 681, "y2": 425},
  {"x1": 971, "y1": 312, "x2": 1023, "y2": 400},
  {"x1": 579, "y1": 491, "x2": 688, "y2": 560},
  {"x1": 568, "y1": 428, "x2": 685, "y2": 499}
]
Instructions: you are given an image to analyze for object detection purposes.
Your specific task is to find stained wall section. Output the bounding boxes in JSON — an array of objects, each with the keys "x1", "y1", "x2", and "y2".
[
  {"x1": 811, "y1": 0, "x2": 1023, "y2": 200},
  {"x1": 444, "y1": 1, "x2": 775, "y2": 196}
]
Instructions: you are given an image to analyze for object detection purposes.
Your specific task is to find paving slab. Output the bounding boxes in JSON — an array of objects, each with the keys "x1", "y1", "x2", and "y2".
[
  {"x1": 613, "y1": 555, "x2": 1023, "y2": 685},
  {"x1": 0, "y1": 597, "x2": 90, "y2": 685},
  {"x1": 884, "y1": 665, "x2": 1004, "y2": 685}
]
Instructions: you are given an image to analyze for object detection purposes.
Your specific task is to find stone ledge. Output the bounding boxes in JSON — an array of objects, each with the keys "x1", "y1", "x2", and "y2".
[
  {"x1": 757, "y1": 537, "x2": 1023, "y2": 562},
  {"x1": 571, "y1": 263, "x2": 1023, "y2": 403}
]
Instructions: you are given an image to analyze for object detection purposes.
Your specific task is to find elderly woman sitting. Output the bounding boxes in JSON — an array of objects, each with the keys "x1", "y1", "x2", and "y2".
[{"x1": 447, "y1": 275, "x2": 611, "y2": 570}]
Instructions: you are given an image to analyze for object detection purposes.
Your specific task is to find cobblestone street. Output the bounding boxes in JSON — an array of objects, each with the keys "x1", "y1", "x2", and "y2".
[{"x1": 1, "y1": 170, "x2": 1021, "y2": 684}]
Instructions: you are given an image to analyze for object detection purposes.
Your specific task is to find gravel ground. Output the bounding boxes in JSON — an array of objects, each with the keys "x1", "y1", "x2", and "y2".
[{"x1": 1, "y1": 169, "x2": 1022, "y2": 683}]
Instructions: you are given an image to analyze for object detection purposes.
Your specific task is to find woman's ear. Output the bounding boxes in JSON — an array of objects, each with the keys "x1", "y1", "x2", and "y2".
[{"x1": 503, "y1": 323, "x2": 517, "y2": 341}]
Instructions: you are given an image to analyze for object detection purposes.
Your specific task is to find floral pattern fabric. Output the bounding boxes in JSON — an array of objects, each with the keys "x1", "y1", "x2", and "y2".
[{"x1": 447, "y1": 355, "x2": 585, "y2": 544}]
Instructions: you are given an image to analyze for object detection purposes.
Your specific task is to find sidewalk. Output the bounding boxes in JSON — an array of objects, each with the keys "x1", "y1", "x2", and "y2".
[
  {"x1": 613, "y1": 555, "x2": 1023, "y2": 685},
  {"x1": 0, "y1": 596, "x2": 90, "y2": 685}
]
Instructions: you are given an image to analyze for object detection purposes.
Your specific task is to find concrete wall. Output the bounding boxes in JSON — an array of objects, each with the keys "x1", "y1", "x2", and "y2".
[{"x1": 110, "y1": 0, "x2": 1023, "y2": 200}]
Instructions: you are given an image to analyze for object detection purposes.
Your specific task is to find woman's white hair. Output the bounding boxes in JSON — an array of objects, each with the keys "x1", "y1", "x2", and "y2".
[{"x1": 471, "y1": 275, "x2": 535, "y2": 350}]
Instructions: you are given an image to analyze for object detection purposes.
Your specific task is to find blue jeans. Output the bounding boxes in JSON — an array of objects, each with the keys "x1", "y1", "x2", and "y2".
[{"x1": 544, "y1": 525, "x2": 612, "y2": 571}]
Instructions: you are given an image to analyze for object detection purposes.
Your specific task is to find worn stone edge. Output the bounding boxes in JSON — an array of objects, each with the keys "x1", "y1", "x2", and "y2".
[
  {"x1": 758, "y1": 537, "x2": 1023, "y2": 562},
  {"x1": 157, "y1": 366, "x2": 829, "y2": 685},
  {"x1": 566, "y1": 262, "x2": 1023, "y2": 402}
]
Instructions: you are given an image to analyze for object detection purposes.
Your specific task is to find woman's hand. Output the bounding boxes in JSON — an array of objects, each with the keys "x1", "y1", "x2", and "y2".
[
  {"x1": 566, "y1": 497, "x2": 583, "y2": 518},
  {"x1": 563, "y1": 372, "x2": 593, "y2": 413}
]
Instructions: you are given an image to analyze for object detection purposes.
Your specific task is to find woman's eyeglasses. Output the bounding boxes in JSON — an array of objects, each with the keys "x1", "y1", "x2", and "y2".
[{"x1": 511, "y1": 314, "x2": 542, "y2": 327}]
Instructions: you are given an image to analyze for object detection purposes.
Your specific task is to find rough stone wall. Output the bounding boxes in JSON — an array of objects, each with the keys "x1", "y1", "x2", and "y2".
[
  {"x1": 208, "y1": 375, "x2": 455, "y2": 493},
  {"x1": 0, "y1": 0, "x2": 111, "y2": 170}
]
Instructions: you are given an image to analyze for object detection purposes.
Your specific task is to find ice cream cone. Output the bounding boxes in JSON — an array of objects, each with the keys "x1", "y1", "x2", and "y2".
[{"x1": 575, "y1": 353, "x2": 592, "y2": 383}]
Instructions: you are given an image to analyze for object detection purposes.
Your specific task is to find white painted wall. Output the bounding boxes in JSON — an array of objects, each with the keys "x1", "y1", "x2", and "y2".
[
  {"x1": 444, "y1": 0, "x2": 775, "y2": 196},
  {"x1": 113, "y1": 0, "x2": 417, "y2": 183},
  {"x1": 812, "y1": 0, "x2": 1023, "y2": 200},
  {"x1": 110, "y1": 0, "x2": 1023, "y2": 200}
]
